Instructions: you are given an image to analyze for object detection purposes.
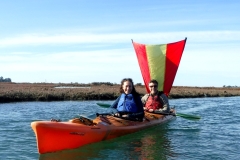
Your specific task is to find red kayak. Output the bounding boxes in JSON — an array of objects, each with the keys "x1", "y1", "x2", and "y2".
[{"x1": 31, "y1": 111, "x2": 176, "y2": 154}]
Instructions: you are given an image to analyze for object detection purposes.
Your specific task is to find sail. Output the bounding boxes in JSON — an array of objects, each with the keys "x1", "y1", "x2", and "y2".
[{"x1": 132, "y1": 38, "x2": 187, "y2": 96}]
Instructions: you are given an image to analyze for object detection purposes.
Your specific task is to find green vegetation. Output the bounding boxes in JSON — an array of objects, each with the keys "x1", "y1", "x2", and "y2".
[{"x1": 0, "y1": 76, "x2": 11, "y2": 82}]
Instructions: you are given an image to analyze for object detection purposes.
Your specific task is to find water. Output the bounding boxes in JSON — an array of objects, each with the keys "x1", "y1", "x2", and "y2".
[{"x1": 0, "y1": 97, "x2": 240, "y2": 160}]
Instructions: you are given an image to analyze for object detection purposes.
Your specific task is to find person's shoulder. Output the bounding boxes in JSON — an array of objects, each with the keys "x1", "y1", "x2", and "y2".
[
  {"x1": 119, "y1": 93, "x2": 125, "y2": 97},
  {"x1": 115, "y1": 94, "x2": 122, "y2": 100},
  {"x1": 141, "y1": 93, "x2": 149, "y2": 100},
  {"x1": 158, "y1": 91, "x2": 167, "y2": 97},
  {"x1": 142, "y1": 93, "x2": 149, "y2": 97}
]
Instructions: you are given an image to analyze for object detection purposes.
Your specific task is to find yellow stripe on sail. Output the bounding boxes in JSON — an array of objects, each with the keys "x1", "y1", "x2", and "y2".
[{"x1": 146, "y1": 44, "x2": 167, "y2": 91}]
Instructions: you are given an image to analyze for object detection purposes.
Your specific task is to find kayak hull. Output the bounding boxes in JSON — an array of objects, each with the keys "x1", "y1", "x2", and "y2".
[{"x1": 31, "y1": 111, "x2": 176, "y2": 154}]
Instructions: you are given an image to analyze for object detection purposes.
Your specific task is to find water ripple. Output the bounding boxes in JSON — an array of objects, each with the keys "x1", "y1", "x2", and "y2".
[{"x1": 0, "y1": 97, "x2": 240, "y2": 159}]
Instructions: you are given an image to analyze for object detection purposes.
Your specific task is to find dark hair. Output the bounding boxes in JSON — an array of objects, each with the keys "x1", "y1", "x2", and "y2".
[
  {"x1": 119, "y1": 78, "x2": 139, "y2": 96},
  {"x1": 149, "y1": 79, "x2": 158, "y2": 86}
]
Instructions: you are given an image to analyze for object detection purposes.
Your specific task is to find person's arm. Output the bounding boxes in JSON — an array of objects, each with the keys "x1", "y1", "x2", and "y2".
[
  {"x1": 141, "y1": 94, "x2": 149, "y2": 110},
  {"x1": 141, "y1": 94, "x2": 148, "y2": 106},
  {"x1": 110, "y1": 96, "x2": 120, "y2": 109},
  {"x1": 128, "y1": 95, "x2": 144, "y2": 120},
  {"x1": 158, "y1": 93, "x2": 170, "y2": 113}
]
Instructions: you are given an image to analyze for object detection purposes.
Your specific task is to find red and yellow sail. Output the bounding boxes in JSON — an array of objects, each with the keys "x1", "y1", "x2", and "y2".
[{"x1": 132, "y1": 38, "x2": 187, "y2": 96}]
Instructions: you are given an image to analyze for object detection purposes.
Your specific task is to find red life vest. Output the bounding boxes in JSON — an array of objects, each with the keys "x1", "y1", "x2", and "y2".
[{"x1": 145, "y1": 94, "x2": 163, "y2": 110}]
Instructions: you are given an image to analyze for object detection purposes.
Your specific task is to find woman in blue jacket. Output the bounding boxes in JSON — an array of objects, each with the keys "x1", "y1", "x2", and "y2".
[{"x1": 110, "y1": 78, "x2": 144, "y2": 121}]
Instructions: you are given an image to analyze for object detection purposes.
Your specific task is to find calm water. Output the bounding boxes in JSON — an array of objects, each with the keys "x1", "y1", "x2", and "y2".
[{"x1": 0, "y1": 97, "x2": 240, "y2": 160}]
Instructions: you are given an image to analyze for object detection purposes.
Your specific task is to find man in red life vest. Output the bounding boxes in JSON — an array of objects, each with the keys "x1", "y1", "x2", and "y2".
[{"x1": 141, "y1": 79, "x2": 170, "y2": 113}]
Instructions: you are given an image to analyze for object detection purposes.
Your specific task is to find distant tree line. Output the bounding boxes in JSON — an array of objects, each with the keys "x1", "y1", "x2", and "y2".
[
  {"x1": 90, "y1": 82, "x2": 142, "y2": 86},
  {"x1": 91, "y1": 82, "x2": 114, "y2": 86},
  {"x1": 223, "y1": 85, "x2": 239, "y2": 88},
  {"x1": 0, "y1": 76, "x2": 11, "y2": 82}
]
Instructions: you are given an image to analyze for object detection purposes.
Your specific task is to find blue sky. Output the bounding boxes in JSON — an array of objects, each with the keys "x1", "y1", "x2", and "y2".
[{"x1": 1, "y1": 0, "x2": 239, "y2": 87}]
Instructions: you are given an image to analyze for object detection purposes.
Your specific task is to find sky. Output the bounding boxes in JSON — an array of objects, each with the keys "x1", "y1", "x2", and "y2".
[{"x1": 0, "y1": 0, "x2": 240, "y2": 87}]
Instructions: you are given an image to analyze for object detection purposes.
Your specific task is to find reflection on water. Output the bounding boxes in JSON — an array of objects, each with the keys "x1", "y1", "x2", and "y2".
[{"x1": 39, "y1": 124, "x2": 175, "y2": 160}]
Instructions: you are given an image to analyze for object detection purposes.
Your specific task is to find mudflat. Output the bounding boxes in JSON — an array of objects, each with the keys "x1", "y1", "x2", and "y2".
[{"x1": 1, "y1": 82, "x2": 240, "y2": 103}]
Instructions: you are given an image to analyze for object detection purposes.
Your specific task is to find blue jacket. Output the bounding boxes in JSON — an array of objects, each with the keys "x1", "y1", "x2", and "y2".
[
  {"x1": 110, "y1": 93, "x2": 144, "y2": 120},
  {"x1": 117, "y1": 94, "x2": 137, "y2": 112}
]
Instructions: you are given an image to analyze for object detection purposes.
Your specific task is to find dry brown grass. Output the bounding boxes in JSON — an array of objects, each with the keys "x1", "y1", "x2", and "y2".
[
  {"x1": 1, "y1": 82, "x2": 240, "y2": 103},
  {"x1": 170, "y1": 86, "x2": 240, "y2": 98}
]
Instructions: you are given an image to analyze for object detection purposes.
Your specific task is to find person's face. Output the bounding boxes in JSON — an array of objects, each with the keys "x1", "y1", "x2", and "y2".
[
  {"x1": 122, "y1": 81, "x2": 133, "y2": 94},
  {"x1": 149, "y1": 82, "x2": 158, "y2": 94}
]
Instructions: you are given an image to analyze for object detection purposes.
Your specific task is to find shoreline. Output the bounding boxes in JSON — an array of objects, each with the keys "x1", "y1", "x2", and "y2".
[{"x1": 1, "y1": 82, "x2": 240, "y2": 103}]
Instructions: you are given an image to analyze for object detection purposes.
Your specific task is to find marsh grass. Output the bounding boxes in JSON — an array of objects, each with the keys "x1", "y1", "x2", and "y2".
[{"x1": 1, "y1": 82, "x2": 240, "y2": 103}]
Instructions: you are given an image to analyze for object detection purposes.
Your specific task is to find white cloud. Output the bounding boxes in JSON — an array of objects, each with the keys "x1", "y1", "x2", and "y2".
[
  {"x1": 0, "y1": 48, "x2": 139, "y2": 73},
  {"x1": 0, "y1": 30, "x2": 240, "y2": 48}
]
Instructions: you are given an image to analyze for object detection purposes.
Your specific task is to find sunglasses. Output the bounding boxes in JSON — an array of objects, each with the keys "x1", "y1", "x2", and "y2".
[{"x1": 149, "y1": 85, "x2": 157, "y2": 88}]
